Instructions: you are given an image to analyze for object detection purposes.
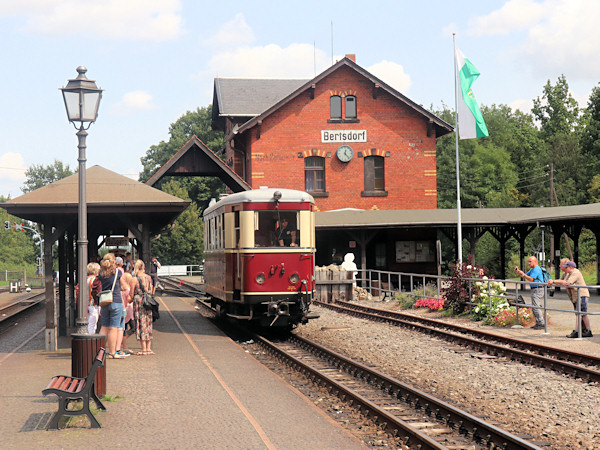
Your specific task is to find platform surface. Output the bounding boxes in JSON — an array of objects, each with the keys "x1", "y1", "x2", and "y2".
[{"x1": 0, "y1": 293, "x2": 364, "y2": 449}]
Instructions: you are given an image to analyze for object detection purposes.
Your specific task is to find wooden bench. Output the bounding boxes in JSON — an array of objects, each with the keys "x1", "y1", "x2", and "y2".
[{"x1": 42, "y1": 347, "x2": 106, "y2": 429}]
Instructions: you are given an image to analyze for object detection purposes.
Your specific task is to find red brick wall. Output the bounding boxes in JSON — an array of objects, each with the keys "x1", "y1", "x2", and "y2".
[{"x1": 241, "y1": 66, "x2": 437, "y2": 211}]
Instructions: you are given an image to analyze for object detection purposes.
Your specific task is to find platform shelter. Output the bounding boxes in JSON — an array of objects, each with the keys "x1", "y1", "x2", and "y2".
[{"x1": 1, "y1": 165, "x2": 190, "y2": 350}]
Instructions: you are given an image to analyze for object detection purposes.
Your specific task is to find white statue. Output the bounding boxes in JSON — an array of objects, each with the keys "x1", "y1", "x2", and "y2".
[{"x1": 341, "y1": 253, "x2": 358, "y2": 286}]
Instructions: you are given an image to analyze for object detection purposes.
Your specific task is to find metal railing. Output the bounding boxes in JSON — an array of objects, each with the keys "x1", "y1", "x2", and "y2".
[{"x1": 357, "y1": 268, "x2": 599, "y2": 336}]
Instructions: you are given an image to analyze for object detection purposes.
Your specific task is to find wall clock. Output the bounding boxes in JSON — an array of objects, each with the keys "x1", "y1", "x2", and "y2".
[{"x1": 336, "y1": 145, "x2": 354, "y2": 162}]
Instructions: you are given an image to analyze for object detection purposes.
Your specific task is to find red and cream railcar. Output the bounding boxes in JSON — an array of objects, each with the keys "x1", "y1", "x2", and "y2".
[{"x1": 203, "y1": 188, "x2": 317, "y2": 328}]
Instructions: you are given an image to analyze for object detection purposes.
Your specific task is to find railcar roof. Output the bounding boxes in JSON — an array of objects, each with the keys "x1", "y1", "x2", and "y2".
[{"x1": 204, "y1": 188, "x2": 314, "y2": 216}]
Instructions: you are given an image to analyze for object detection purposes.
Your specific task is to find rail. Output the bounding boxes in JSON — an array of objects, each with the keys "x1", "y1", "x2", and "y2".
[{"x1": 356, "y1": 268, "x2": 599, "y2": 335}]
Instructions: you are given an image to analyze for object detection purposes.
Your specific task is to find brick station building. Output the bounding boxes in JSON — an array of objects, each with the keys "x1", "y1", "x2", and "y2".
[
  {"x1": 212, "y1": 54, "x2": 452, "y2": 212},
  {"x1": 211, "y1": 55, "x2": 453, "y2": 271}
]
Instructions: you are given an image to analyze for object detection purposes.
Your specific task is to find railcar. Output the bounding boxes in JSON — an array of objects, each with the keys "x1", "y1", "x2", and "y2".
[{"x1": 203, "y1": 188, "x2": 318, "y2": 328}]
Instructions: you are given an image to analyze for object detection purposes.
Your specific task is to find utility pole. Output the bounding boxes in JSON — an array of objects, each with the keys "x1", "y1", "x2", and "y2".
[{"x1": 549, "y1": 162, "x2": 557, "y2": 278}]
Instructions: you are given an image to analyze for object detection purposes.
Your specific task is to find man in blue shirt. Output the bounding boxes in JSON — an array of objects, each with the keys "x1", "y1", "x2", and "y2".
[{"x1": 515, "y1": 256, "x2": 546, "y2": 330}]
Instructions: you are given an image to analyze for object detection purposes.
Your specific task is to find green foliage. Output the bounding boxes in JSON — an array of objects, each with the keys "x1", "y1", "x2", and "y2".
[
  {"x1": 151, "y1": 181, "x2": 204, "y2": 265},
  {"x1": 395, "y1": 293, "x2": 416, "y2": 309},
  {"x1": 139, "y1": 106, "x2": 226, "y2": 209},
  {"x1": 0, "y1": 206, "x2": 38, "y2": 272},
  {"x1": 21, "y1": 159, "x2": 73, "y2": 193},
  {"x1": 441, "y1": 261, "x2": 488, "y2": 314},
  {"x1": 470, "y1": 278, "x2": 509, "y2": 321}
]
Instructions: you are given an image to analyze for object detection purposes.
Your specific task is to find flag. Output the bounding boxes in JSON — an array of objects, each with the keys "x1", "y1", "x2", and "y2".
[{"x1": 455, "y1": 47, "x2": 489, "y2": 139}]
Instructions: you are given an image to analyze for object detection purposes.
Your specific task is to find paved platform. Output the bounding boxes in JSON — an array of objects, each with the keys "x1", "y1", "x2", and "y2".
[{"x1": 0, "y1": 294, "x2": 364, "y2": 449}]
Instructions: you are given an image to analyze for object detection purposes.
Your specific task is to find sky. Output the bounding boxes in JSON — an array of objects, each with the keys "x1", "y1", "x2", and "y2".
[{"x1": 1, "y1": 0, "x2": 600, "y2": 197}]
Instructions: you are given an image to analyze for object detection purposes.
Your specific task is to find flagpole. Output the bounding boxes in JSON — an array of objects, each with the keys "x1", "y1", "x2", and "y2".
[{"x1": 453, "y1": 33, "x2": 463, "y2": 265}]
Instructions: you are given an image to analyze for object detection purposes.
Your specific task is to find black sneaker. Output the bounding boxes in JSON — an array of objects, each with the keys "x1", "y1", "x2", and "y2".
[
  {"x1": 583, "y1": 329, "x2": 593, "y2": 338},
  {"x1": 531, "y1": 324, "x2": 545, "y2": 330},
  {"x1": 566, "y1": 330, "x2": 579, "y2": 338}
]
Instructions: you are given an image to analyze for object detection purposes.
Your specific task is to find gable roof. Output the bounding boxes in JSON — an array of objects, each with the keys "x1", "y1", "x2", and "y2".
[
  {"x1": 145, "y1": 135, "x2": 251, "y2": 193},
  {"x1": 212, "y1": 78, "x2": 308, "y2": 130},
  {"x1": 2, "y1": 165, "x2": 190, "y2": 235},
  {"x1": 218, "y1": 57, "x2": 453, "y2": 138}
]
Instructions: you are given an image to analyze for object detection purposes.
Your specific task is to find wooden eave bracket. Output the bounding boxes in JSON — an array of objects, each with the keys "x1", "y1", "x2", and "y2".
[
  {"x1": 427, "y1": 120, "x2": 434, "y2": 137},
  {"x1": 310, "y1": 83, "x2": 316, "y2": 99},
  {"x1": 256, "y1": 120, "x2": 262, "y2": 140}
]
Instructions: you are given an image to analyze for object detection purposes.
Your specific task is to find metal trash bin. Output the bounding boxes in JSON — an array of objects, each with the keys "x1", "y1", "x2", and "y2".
[{"x1": 72, "y1": 334, "x2": 107, "y2": 398}]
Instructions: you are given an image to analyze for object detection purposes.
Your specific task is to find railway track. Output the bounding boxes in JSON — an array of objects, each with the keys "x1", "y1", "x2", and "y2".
[
  {"x1": 0, "y1": 292, "x2": 45, "y2": 327},
  {"x1": 166, "y1": 278, "x2": 538, "y2": 448},
  {"x1": 316, "y1": 299, "x2": 600, "y2": 383},
  {"x1": 248, "y1": 331, "x2": 539, "y2": 449}
]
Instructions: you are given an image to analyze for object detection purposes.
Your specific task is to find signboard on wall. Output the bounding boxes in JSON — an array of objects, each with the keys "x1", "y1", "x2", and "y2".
[{"x1": 395, "y1": 241, "x2": 435, "y2": 263}]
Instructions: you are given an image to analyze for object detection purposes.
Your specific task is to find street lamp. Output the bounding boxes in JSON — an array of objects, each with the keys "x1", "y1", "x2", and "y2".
[{"x1": 61, "y1": 66, "x2": 103, "y2": 335}]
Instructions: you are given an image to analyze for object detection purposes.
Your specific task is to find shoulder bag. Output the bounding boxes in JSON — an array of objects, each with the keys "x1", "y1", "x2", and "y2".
[
  {"x1": 138, "y1": 276, "x2": 158, "y2": 310},
  {"x1": 98, "y1": 274, "x2": 117, "y2": 307}
]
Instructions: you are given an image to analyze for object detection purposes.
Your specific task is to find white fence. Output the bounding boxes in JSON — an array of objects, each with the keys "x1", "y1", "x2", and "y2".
[{"x1": 157, "y1": 264, "x2": 203, "y2": 277}]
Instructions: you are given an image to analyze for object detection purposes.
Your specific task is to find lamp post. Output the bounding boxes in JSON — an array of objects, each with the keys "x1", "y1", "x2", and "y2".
[{"x1": 60, "y1": 66, "x2": 103, "y2": 335}]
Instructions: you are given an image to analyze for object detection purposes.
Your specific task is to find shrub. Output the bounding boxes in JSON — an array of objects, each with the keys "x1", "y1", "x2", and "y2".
[
  {"x1": 442, "y1": 261, "x2": 489, "y2": 314},
  {"x1": 484, "y1": 307, "x2": 535, "y2": 327},
  {"x1": 395, "y1": 293, "x2": 416, "y2": 309},
  {"x1": 414, "y1": 297, "x2": 445, "y2": 311},
  {"x1": 470, "y1": 278, "x2": 509, "y2": 321}
]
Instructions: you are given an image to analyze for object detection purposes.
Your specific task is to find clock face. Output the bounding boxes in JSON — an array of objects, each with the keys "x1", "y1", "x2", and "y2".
[{"x1": 336, "y1": 145, "x2": 354, "y2": 162}]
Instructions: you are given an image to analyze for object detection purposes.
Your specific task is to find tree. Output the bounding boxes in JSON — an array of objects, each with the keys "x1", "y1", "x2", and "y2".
[
  {"x1": 21, "y1": 159, "x2": 73, "y2": 193},
  {"x1": 0, "y1": 197, "x2": 37, "y2": 272},
  {"x1": 532, "y1": 75, "x2": 584, "y2": 206},
  {"x1": 580, "y1": 84, "x2": 600, "y2": 195},
  {"x1": 151, "y1": 181, "x2": 203, "y2": 265}
]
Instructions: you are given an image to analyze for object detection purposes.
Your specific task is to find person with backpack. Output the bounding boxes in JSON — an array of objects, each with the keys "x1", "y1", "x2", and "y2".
[{"x1": 515, "y1": 256, "x2": 548, "y2": 330}]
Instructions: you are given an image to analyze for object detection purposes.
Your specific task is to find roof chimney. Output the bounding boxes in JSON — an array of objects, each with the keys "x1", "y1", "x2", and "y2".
[{"x1": 345, "y1": 54, "x2": 356, "y2": 62}]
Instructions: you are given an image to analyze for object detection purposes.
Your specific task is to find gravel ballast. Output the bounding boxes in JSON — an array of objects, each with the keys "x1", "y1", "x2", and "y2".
[{"x1": 295, "y1": 304, "x2": 600, "y2": 449}]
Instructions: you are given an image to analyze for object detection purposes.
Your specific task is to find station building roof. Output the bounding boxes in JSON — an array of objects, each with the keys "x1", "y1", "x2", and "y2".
[
  {"x1": 315, "y1": 203, "x2": 600, "y2": 229},
  {"x1": 2, "y1": 165, "x2": 190, "y2": 236}
]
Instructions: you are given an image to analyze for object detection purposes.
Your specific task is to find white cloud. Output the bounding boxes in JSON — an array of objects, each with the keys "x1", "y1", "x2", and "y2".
[
  {"x1": 203, "y1": 13, "x2": 255, "y2": 47},
  {"x1": 203, "y1": 43, "x2": 332, "y2": 79},
  {"x1": 467, "y1": 0, "x2": 546, "y2": 35},
  {"x1": 0, "y1": 0, "x2": 184, "y2": 41},
  {"x1": 0, "y1": 152, "x2": 27, "y2": 197},
  {"x1": 469, "y1": 0, "x2": 600, "y2": 80},
  {"x1": 367, "y1": 60, "x2": 411, "y2": 94},
  {"x1": 111, "y1": 91, "x2": 157, "y2": 115}
]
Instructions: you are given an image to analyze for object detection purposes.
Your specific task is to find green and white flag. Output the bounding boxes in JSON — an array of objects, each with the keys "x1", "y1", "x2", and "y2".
[{"x1": 455, "y1": 47, "x2": 488, "y2": 139}]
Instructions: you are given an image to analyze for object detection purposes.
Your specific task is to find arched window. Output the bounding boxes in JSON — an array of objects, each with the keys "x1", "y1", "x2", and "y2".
[
  {"x1": 330, "y1": 96, "x2": 342, "y2": 119},
  {"x1": 362, "y1": 156, "x2": 387, "y2": 196},
  {"x1": 345, "y1": 95, "x2": 357, "y2": 119},
  {"x1": 305, "y1": 156, "x2": 325, "y2": 192}
]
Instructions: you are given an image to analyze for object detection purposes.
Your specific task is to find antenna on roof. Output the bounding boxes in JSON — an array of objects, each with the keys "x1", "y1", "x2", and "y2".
[
  {"x1": 314, "y1": 41, "x2": 316, "y2": 76},
  {"x1": 331, "y1": 21, "x2": 334, "y2": 66}
]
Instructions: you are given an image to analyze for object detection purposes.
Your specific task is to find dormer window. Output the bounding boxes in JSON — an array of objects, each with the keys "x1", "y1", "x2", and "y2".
[{"x1": 329, "y1": 92, "x2": 359, "y2": 123}]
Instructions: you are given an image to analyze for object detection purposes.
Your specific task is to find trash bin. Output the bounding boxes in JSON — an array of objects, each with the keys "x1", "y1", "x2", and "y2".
[{"x1": 72, "y1": 334, "x2": 107, "y2": 398}]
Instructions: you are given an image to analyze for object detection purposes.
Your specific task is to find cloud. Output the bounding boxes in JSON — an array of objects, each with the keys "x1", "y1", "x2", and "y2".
[
  {"x1": 202, "y1": 43, "x2": 332, "y2": 79},
  {"x1": 367, "y1": 60, "x2": 411, "y2": 94},
  {"x1": 467, "y1": 0, "x2": 546, "y2": 35},
  {"x1": 111, "y1": 91, "x2": 157, "y2": 115},
  {"x1": 203, "y1": 13, "x2": 255, "y2": 47},
  {"x1": 0, "y1": 0, "x2": 184, "y2": 41},
  {"x1": 0, "y1": 153, "x2": 27, "y2": 196},
  {"x1": 468, "y1": 0, "x2": 600, "y2": 80}
]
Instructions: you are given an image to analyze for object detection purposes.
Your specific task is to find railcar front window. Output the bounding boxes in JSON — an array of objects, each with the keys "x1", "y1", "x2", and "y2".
[{"x1": 254, "y1": 211, "x2": 300, "y2": 247}]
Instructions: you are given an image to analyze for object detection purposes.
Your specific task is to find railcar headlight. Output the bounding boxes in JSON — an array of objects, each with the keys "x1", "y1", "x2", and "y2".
[
  {"x1": 256, "y1": 273, "x2": 266, "y2": 285},
  {"x1": 289, "y1": 273, "x2": 300, "y2": 284}
]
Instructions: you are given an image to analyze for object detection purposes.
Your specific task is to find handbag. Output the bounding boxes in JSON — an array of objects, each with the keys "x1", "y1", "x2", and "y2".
[
  {"x1": 98, "y1": 274, "x2": 117, "y2": 307},
  {"x1": 138, "y1": 276, "x2": 158, "y2": 310}
]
